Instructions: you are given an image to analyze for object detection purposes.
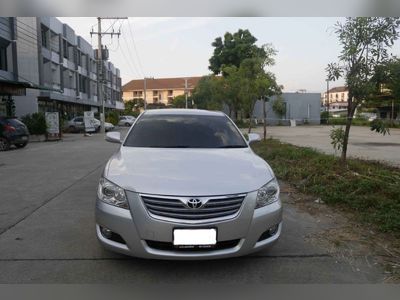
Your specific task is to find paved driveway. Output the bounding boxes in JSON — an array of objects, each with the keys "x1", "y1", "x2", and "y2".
[
  {"x1": 0, "y1": 130, "x2": 385, "y2": 283},
  {"x1": 248, "y1": 125, "x2": 400, "y2": 167}
]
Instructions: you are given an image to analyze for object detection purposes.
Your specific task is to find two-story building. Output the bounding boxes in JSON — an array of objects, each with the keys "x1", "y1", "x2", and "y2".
[
  {"x1": 122, "y1": 77, "x2": 201, "y2": 106},
  {"x1": 321, "y1": 86, "x2": 349, "y2": 112}
]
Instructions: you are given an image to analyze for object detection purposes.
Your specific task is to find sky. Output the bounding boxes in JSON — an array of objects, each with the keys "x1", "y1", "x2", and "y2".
[{"x1": 58, "y1": 17, "x2": 400, "y2": 93}]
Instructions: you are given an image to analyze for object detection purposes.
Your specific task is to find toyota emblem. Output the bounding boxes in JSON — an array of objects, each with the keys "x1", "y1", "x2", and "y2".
[{"x1": 187, "y1": 198, "x2": 202, "y2": 209}]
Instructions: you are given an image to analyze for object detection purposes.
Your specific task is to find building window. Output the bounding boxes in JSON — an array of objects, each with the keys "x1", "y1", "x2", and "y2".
[
  {"x1": 41, "y1": 25, "x2": 49, "y2": 49},
  {"x1": 168, "y1": 90, "x2": 173, "y2": 96},
  {"x1": 0, "y1": 46, "x2": 7, "y2": 71},
  {"x1": 77, "y1": 50, "x2": 82, "y2": 67},
  {"x1": 63, "y1": 40, "x2": 68, "y2": 59},
  {"x1": 79, "y1": 75, "x2": 87, "y2": 93}
]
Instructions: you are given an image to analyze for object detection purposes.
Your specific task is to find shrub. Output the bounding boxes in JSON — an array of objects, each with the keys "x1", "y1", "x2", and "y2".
[
  {"x1": 320, "y1": 111, "x2": 329, "y2": 124},
  {"x1": 105, "y1": 111, "x2": 119, "y2": 125},
  {"x1": 21, "y1": 112, "x2": 47, "y2": 135}
]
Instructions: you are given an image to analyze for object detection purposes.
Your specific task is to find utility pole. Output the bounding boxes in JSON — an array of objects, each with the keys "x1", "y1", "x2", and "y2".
[
  {"x1": 184, "y1": 78, "x2": 188, "y2": 109},
  {"x1": 91, "y1": 17, "x2": 127, "y2": 133},
  {"x1": 143, "y1": 77, "x2": 154, "y2": 111},
  {"x1": 144, "y1": 77, "x2": 147, "y2": 110},
  {"x1": 326, "y1": 79, "x2": 330, "y2": 124}
]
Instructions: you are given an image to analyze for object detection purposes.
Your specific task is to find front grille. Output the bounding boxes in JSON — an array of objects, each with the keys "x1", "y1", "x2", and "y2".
[
  {"x1": 146, "y1": 239, "x2": 240, "y2": 252},
  {"x1": 141, "y1": 194, "x2": 246, "y2": 222}
]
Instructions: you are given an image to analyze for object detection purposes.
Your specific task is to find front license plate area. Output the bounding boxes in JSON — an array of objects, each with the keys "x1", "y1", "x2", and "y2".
[{"x1": 173, "y1": 229, "x2": 217, "y2": 248}]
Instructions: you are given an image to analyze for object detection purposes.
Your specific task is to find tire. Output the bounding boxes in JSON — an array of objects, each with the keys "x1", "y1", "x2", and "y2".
[
  {"x1": 125, "y1": 122, "x2": 130, "y2": 127},
  {"x1": 0, "y1": 137, "x2": 10, "y2": 151},
  {"x1": 15, "y1": 142, "x2": 28, "y2": 148}
]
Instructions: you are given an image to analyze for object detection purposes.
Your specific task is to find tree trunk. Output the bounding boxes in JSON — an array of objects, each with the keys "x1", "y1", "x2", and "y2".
[
  {"x1": 248, "y1": 100, "x2": 256, "y2": 134},
  {"x1": 263, "y1": 97, "x2": 267, "y2": 140},
  {"x1": 341, "y1": 94, "x2": 356, "y2": 164}
]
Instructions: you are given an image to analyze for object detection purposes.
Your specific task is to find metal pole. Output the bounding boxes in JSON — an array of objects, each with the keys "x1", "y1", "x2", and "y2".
[
  {"x1": 144, "y1": 77, "x2": 147, "y2": 110},
  {"x1": 326, "y1": 79, "x2": 330, "y2": 124},
  {"x1": 184, "y1": 78, "x2": 188, "y2": 109},
  {"x1": 97, "y1": 17, "x2": 105, "y2": 134}
]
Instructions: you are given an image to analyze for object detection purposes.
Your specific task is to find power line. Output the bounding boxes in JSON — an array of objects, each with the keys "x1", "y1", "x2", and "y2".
[
  {"x1": 119, "y1": 36, "x2": 141, "y2": 78},
  {"x1": 120, "y1": 22, "x2": 142, "y2": 78},
  {"x1": 127, "y1": 18, "x2": 145, "y2": 76}
]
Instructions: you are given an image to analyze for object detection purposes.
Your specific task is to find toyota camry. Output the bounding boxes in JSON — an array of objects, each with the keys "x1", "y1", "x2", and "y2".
[{"x1": 96, "y1": 109, "x2": 282, "y2": 259}]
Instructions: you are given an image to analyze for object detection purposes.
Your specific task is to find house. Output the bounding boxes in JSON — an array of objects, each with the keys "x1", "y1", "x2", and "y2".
[
  {"x1": 321, "y1": 86, "x2": 349, "y2": 107},
  {"x1": 122, "y1": 76, "x2": 202, "y2": 106}
]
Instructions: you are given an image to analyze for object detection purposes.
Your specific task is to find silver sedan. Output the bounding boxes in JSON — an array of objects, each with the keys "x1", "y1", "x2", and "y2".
[{"x1": 96, "y1": 109, "x2": 282, "y2": 259}]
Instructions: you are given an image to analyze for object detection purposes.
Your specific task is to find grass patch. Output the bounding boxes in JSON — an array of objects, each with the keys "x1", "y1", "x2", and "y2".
[{"x1": 251, "y1": 138, "x2": 400, "y2": 235}]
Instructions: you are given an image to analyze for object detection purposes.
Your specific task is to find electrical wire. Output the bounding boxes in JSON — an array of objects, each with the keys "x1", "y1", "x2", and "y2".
[
  {"x1": 120, "y1": 22, "x2": 142, "y2": 78},
  {"x1": 127, "y1": 18, "x2": 145, "y2": 76}
]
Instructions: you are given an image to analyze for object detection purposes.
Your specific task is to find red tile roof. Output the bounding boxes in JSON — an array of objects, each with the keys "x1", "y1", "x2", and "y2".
[
  {"x1": 122, "y1": 77, "x2": 202, "y2": 91},
  {"x1": 328, "y1": 86, "x2": 348, "y2": 93}
]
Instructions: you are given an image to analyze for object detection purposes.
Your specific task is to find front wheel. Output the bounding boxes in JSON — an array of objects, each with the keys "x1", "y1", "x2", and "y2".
[
  {"x1": 0, "y1": 137, "x2": 10, "y2": 151},
  {"x1": 15, "y1": 142, "x2": 28, "y2": 148},
  {"x1": 125, "y1": 122, "x2": 130, "y2": 127}
]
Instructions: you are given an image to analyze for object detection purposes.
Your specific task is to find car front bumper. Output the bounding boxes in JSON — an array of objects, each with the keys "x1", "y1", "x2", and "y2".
[{"x1": 95, "y1": 190, "x2": 282, "y2": 260}]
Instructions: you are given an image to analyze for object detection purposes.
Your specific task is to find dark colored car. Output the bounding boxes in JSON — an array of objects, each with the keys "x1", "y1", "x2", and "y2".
[{"x1": 0, "y1": 117, "x2": 30, "y2": 151}]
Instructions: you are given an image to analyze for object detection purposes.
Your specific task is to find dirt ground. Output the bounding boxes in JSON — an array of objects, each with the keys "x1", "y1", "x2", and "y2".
[{"x1": 281, "y1": 182, "x2": 400, "y2": 282}]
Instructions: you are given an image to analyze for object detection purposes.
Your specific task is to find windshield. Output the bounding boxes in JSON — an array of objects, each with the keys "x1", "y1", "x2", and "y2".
[{"x1": 123, "y1": 114, "x2": 248, "y2": 148}]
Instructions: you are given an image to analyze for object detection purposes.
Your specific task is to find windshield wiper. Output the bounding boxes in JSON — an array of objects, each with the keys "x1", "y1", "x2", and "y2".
[{"x1": 218, "y1": 145, "x2": 248, "y2": 148}]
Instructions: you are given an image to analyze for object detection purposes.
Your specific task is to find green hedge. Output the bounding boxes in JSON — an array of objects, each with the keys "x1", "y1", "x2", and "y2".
[{"x1": 21, "y1": 113, "x2": 47, "y2": 135}]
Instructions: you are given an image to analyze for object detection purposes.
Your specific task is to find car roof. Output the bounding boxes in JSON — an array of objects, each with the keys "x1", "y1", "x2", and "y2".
[{"x1": 143, "y1": 109, "x2": 225, "y2": 116}]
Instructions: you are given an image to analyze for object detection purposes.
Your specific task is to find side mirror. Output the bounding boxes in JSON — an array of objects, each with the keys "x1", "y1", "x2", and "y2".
[
  {"x1": 105, "y1": 131, "x2": 121, "y2": 144},
  {"x1": 248, "y1": 133, "x2": 261, "y2": 144}
]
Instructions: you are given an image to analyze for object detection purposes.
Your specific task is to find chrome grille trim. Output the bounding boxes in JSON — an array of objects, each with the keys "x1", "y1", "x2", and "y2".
[{"x1": 140, "y1": 193, "x2": 247, "y2": 224}]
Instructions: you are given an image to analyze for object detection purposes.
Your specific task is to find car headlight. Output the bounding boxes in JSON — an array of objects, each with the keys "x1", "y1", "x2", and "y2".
[
  {"x1": 97, "y1": 178, "x2": 129, "y2": 209},
  {"x1": 255, "y1": 178, "x2": 280, "y2": 209}
]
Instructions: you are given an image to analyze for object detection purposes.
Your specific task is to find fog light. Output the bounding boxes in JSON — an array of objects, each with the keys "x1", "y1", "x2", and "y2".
[
  {"x1": 268, "y1": 224, "x2": 279, "y2": 236},
  {"x1": 100, "y1": 226, "x2": 112, "y2": 239},
  {"x1": 257, "y1": 224, "x2": 280, "y2": 242}
]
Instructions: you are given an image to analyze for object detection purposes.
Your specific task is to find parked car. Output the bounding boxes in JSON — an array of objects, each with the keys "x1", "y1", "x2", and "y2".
[
  {"x1": 66, "y1": 117, "x2": 95, "y2": 133},
  {"x1": 118, "y1": 115, "x2": 136, "y2": 127},
  {"x1": 0, "y1": 117, "x2": 29, "y2": 151},
  {"x1": 96, "y1": 109, "x2": 282, "y2": 259},
  {"x1": 93, "y1": 119, "x2": 115, "y2": 132}
]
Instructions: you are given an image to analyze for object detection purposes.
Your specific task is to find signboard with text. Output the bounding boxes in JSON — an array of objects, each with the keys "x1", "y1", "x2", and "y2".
[
  {"x1": 45, "y1": 112, "x2": 61, "y2": 140},
  {"x1": 84, "y1": 111, "x2": 96, "y2": 133}
]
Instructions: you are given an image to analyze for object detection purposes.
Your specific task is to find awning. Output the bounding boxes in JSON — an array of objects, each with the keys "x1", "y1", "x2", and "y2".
[
  {"x1": 0, "y1": 79, "x2": 63, "y2": 96},
  {"x1": 0, "y1": 79, "x2": 32, "y2": 96}
]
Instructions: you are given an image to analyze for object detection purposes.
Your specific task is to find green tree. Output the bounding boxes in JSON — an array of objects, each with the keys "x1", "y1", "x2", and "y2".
[
  {"x1": 192, "y1": 76, "x2": 225, "y2": 110},
  {"x1": 326, "y1": 17, "x2": 400, "y2": 163},
  {"x1": 272, "y1": 95, "x2": 286, "y2": 119},
  {"x1": 124, "y1": 99, "x2": 143, "y2": 116},
  {"x1": 171, "y1": 95, "x2": 189, "y2": 108},
  {"x1": 209, "y1": 29, "x2": 268, "y2": 76},
  {"x1": 372, "y1": 58, "x2": 400, "y2": 123}
]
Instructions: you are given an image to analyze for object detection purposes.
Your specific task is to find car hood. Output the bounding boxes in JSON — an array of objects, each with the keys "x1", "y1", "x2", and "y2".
[{"x1": 104, "y1": 147, "x2": 274, "y2": 196}]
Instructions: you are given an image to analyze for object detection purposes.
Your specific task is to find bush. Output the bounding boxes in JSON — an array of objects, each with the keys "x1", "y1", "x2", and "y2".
[
  {"x1": 147, "y1": 103, "x2": 166, "y2": 109},
  {"x1": 21, "y1": 113, "x2": 47, "y2": 135},
  {"x1": 320, "y1": 111, "x2": 329, "y2": 124},
  {"x1": 251, "y1": 139, "x2": 400, "y2": 235},
  {"x1": 105, "y1": 111, "x2": 119, "y2": 125}
]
